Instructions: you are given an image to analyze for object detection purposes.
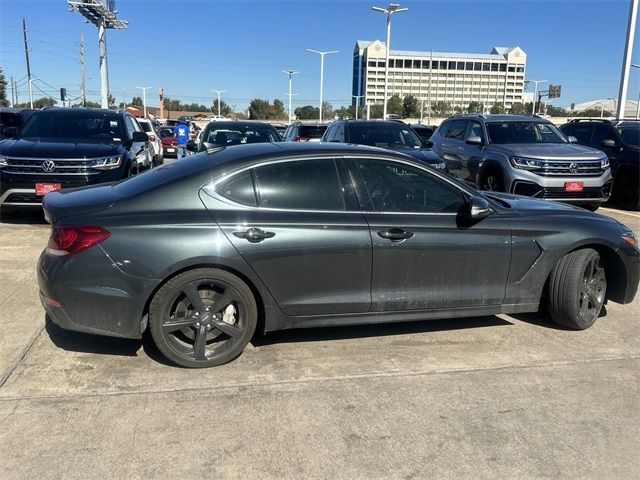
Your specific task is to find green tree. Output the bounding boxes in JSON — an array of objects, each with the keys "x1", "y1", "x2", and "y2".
[
  {"x1": 107, "y1": 93, "x2": 116, "y2": 108},
  {"x1": 131, "y1": 96, "x2": 143, "y2": 107},
  {"x1": 0, "y1": 68, "x2": 8, "y2": 107},
  {"x1": 211, "y1": 99, "x2": 232, "y2": 116},
  {"x1": 509, "y1": 102, "x2": 526, "y2": 114},
  {"x1": 578, "y1": 108, "x2": 612, "y2": 117},
  {"x1": 467, "y1": 101, "x2": 484, "y2": 113},
  {"x1": 387, "y1": 95, "x2": 403, "y2": 116},
  {"x1": 431, "y1": 101, "x2": 452, "y2": 116},
  {"x1": 490, "y1": 102, "x2": 506, "y2": 114},
  {"x1": 16, "y1": 97, "x2": 57, "y2": 108},
  {"x1": 402, "y1": 95, "x2": 420, "y2": 118},
  {"x1": 271, "y1": 99, "x2": 286, "y2": 120},
  {"x1": 369, "y1": 104, "x2": 384, "y2": 119},
  {"x1": 546, "y1": 105, "x2": 568, "y2": 117},
  {"x1": 248, "y1": 98, "x2": 273, "y2": 119},
  {"x1": 321, "y1": 101, "x2": 334, "y2": 120},
  {"x1": 73, "y1": 100, "x2": 100, "y2": 108},
  {"x1": 294, "y1": 105, "x2": 319, "y2": 120}
]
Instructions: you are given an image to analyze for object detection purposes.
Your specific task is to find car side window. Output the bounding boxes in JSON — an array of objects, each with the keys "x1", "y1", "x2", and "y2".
[
  {"x1": 324, "y1": 124, "x2": 336, "y2": 142},
  {"x1": 444, "y1": 120, "x2": 468, "y2": 140},
  {"x1": 571, "y1": 124, "x2": 593, "y2": 144},
  {"x1": 254, "y1": 159, "x2": 345, "y2": 211},
  {"x1": 355, "y1": 159, "x2": 466, "y2": 213},
  {"x1": 125, "y1": 116, "x2": 138, "y2": 138},
  {"x1": 335, "y1": 125, "x2": 345, "y2": 143},
  {"x1": 465, "y1": 121, "x2": 484, "y2": 141},
  {"x1": 216, "y1": 170, "x2": 257, "y2": 207},
  {"x1": 591, "y1": 125, "x2": 615, "y2": 148}
]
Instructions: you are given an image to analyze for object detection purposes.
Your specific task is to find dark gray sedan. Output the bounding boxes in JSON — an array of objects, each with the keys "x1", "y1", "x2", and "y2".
[{"x1": 38, "y1": 143, "x2": 639, "y2": 368}]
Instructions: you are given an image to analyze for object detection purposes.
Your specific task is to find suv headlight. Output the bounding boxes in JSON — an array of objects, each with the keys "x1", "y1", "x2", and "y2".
[
  {"x1": 509, "y1": 156, "x2": 544, "y2": 171},
  {"x1": 600, "y1": 158, "x2": 610, "y2": 169},
  {"x1": 0, "y1": 155, "x2": 8, "y2": 169},
  {"x1": 90, "y1": 156, "x2": 122, "y2": 170}
]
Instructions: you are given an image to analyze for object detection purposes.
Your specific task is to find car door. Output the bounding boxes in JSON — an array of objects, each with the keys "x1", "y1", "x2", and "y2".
[
  {"x1": 440, "y1": 119, "x2": 469, "y2": 179},
  {"x1": 590, "y1": 124, "x2": 620, "y2": 162},
  {"x1": 125, "y1": 115, "x2": 149, "y2": 167},
  {"x1": 459, "y1": 120, "x2": 486, "y2": 185},
  {"x1": 204, "y1": 157, "x2": 372, "y2": 316},
  {"x1": 348, "y1": 157, "x2": 512, "y2": 311}
]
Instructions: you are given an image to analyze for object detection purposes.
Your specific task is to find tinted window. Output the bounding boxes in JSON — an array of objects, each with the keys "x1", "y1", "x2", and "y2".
[
  {"x1": 139, "y1": 121, "x2": 153, "y2": 133},
  {"x1": 569, "y1": 124, "x2": 593, "y2": 144},
  {"x1": 20, "y1": 111, "x2": 124, "y2": 140},
  {"x1": 254, "y1": 159, "x2": 344, "y2": 210},
  {"x1": 299, "y1": 125, "x2": 327, "y2": 139},
  {"x1": 204, "y1": 124, "x2": 278, "y2": 145},
  {"x1": 486, "y1": 122, "x2": 566, "y2": 144},
  {"x1": 346, "y1": 123, "x2": 423, "y2": 148},
  {"x1": 356, "y1": 160, "x2": 465, "y2": 213},
  {"x1": 444, "y1": 120, "x2": 468, "y2": 140},
  {"x1": 616, "y1": 124, "x2": 640, "y2": 146},
  {"x1": 217, "y1": 170, "x2": 257, "y2": 206},
  {"x1": 591, "y1": 125, "x2": 615, "y2": 148}
]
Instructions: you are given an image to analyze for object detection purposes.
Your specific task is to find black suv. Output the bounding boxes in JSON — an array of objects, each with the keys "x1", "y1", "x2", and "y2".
[
  {"x1": 0, "y1": 108, "x2": 150, "y2": 209},
  {"x1": 322, "y1": 120, "x2": 446, "y2": 169},
  {"x1": 0, "y1": 108, "x2": 33, "y2": 138},
  {"x1": 560, "y1": 119, "x2": 639, "y2": 210}
]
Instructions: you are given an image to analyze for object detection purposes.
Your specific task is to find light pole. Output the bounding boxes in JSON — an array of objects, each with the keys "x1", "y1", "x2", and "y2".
[
  {"x1": 525, "y1": 79, "x2": 547, "y2": 114},
  {"x1": 135, "y1": 86, "x2": 151, "y2": 117},
  {"x1": 352, "y1": 95, "x2": 364, "y2": 119},
  {"x1": 632, "y1": 63, "x2": 640, "y2": 119},
  {"x1": 306, "y1": 49, "x2": 339, "y2": 122},
  {"x1": 282, "y1": 70, "x2": 299, "y2": 123},
  {"x1": 211, "y1": 90, "x2": 226, "y2": 117},
  {"x1": 617, "y1": 0, "x2": 638, "y2": 119},
  {"x1": 372, "y1": 3, "x2": 408, "y2": 120}
]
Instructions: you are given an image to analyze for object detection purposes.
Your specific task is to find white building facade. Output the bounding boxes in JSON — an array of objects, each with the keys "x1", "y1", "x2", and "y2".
[{"x1": 353, "y1": 40, "x2": 527, "y2": 112}]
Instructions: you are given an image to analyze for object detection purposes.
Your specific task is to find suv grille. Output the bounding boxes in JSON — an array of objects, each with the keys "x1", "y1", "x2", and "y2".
[
  {"x1": 2, "y1": 157, "x2": 99, "y2": 175},
  {"x1": 536, "y1": 160, "x2": 604, "y2": 177}
]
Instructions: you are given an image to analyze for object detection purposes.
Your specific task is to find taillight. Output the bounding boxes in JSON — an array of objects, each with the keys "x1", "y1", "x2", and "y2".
[
  {"x1": 148, "y1": 135, "x2": 156, "y2": 142},
  {"x1": 46, "y1": 225, "x2": 110, "y2": 256},
  {"x1": 294, "y1": 136, "x2": 310, "y2": 142}
]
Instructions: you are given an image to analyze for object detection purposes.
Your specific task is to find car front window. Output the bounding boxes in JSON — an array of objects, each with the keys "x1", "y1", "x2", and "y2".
[
  {"x1": 486, "y1": 121, "x2": 567, "y2": 144},
  {"x1": 20, "y1": 112, "x2": 125, "y2": 141},
  {"x1": 347, "y1": 124, "x2": 424, "y2": 148},
  {"x1": 615, "y1": 125, "x2": 640, "y2": 146},
  {"x1": 204, "y1": 125, "x2": 278, "y2": 145}
]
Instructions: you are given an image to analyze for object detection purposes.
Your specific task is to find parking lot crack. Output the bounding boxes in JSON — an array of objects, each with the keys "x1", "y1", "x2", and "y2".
[{"x1": 0, "y1": 323, "x2": 46, "y2": 390}]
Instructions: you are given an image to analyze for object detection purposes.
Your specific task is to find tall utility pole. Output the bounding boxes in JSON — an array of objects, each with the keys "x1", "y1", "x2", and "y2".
[
  {"x1": 211, "y1": 90, "x2": 226, "y2": 117},
  {"x1": 282, "y1": 70, "x2": 299, "y2": 123},
  {"x1": 306, "y1": 49, "x2": 339, "y2": 122},
  {"x1": 10, "y1": 75, "x2": 15, "y2": 107},
  {"x1": 135, "y1": 86, "x2": 151, "y2": 117},
  {"x1": 352, "y1": 95, "x2": 364, "y2": 119},
  {"x1": 632, "y1": 64, "x2": 640, "y2": 119},
  {"x1": 372, "y1": 3, "x2": 408, "y2": 120},
  {"x1": 80, "y1": 32, "x2": 86, "y2": 107},
  {"x1": 617, "y1": 0, "x2": 638, "y2": 119},
  {"x1": 159, "y1": 87, "x2": 164, "y2": 119},
  {"x1": 22, "y1": 18, "x2": 33, "y2": 109},
  {"x1": 68, "y1": 1, "x2": 128, "y2": 109},
  {"x1": 525, "y1": 79, "x2": 547, "y2": 114}
]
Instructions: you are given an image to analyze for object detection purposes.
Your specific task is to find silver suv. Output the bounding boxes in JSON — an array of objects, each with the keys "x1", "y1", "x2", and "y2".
[{"x1": 429, "y1": 114, "x2": 612, "y2": 210}]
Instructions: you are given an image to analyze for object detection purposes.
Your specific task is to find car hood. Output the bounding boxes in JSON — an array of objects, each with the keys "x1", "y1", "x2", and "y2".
[
  {"x1": 389, "y1": 146, "x2": 442, "y2": 164},
  {"x1": 0, "y1": 138, "x2": 122, "y2": 159},
  {"x1": 486, "y1": 143, "x2": 606, "y2": 161}
]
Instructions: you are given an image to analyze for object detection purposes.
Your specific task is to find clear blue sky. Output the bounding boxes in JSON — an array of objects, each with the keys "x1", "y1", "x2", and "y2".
[{"x1": 1, "y1": 0, "x2": 638, "y2": 110}]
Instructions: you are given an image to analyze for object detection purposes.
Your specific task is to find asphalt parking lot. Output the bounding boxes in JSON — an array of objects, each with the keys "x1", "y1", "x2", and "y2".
[{"x1": 0, "y1": 206, "x2": 638, "y2": 480}]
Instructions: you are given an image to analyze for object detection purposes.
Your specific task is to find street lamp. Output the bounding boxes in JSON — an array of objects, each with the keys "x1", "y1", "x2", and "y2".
[
  {"x1": 306, "y1": 49, "x2": 339, "y2": 122},
  {"x1": 352, "y1": 95, "x2": 364, "y2": 120},
  {"x1": 211, "y1": 89, "x2": 226, "y2": 118},
  {"x1": 372, "y1": 3, "x2": 408, "y2": 120},
  {"x1": 282, "y1": 70, "x2": 299, "y2": 123},
  {"x1": 135, "y1": 86, "x2": 151, "y2": 117},
  {"x1": 525, "y1": 79, "x2": 547, "y2": 114},
  {"x1": 632, "y1": 63, "x2": 640, "y2": 119}
]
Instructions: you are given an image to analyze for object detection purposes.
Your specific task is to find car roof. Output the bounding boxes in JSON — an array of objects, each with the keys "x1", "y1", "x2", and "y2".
[
  {"x1": 444, "y1": 114, "x2": 550, "y2": 123},
  {"x1": 334, "y1": 120, "x2": 411, "y2": 127},
  {"x1": 205, "y1": 120, "x2": 275, "y2": 128},
  {"x1": 35, "y1": 107, "x2": 123, "y2": 117}
]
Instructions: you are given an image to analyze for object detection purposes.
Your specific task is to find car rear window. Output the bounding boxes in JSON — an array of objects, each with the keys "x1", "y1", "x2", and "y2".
[
  {"x1": 138, "y1": 121, "x2": 153, "y2": 133},
  {"x1": 299, "y1": 125, "x2": 327, "y2": 138}
]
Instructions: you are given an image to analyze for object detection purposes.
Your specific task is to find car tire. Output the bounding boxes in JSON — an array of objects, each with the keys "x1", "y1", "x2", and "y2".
[
  {"x1": 547, "y1": 248, "x2": 606, "y2": 330},
  {"x1": 480, "y1": 168, "x2": 504, "y2": 192},
  {"x1": 127, "y1": 162, "x2": 139, "y2": 177},
  {"x1": 148, "y1": 268, "x2": 257, "y2": 368}
]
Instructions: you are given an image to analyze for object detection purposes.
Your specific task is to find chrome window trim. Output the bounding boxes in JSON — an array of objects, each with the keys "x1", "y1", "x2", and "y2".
[{"x1": 202, "y1": 154, "x2": 473, "y2": 217}]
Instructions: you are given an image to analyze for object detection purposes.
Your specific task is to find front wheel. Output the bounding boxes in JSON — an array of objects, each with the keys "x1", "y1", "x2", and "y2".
[
  {"x1": 148, "y1": 268, "x2": 257, "y2": 368},
  {"x1": 480, "y1": 169, "x2": 504, "y2": 192},
  {"x1": 547, "y1": 248, "x2": 607, "y2": 330}
]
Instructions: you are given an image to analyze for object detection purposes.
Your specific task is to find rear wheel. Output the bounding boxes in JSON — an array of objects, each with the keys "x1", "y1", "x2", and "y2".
[
  {"x1": 547, "y1": 248, "x2": 606, "y2": 330},
  {"x1": 149, "y1": 268, "x2": 257, "y2": 368},
  {"x1": 480, "y1": 168, "x2": 504, "y2": 192}
]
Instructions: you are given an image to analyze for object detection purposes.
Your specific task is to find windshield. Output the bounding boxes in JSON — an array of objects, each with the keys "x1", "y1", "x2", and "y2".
[
  {"x1": 20, "y1": 111, "x2": 125, "y2": 141},
  {"x1": 616, "y1": 125, "x2": 640, "y2": 146},
  {"x1": 203, "y1": 125, "x2": 278, "y2": 145},
  {"x1": 138, "y1": 121, "x2": 153, "y2": 133},
  {"x1": 347, "y1": 123, "x2": 424, "y2": 148},
  {"x1": 486, "y1": 121, "x2": 566, "y2": 144}
]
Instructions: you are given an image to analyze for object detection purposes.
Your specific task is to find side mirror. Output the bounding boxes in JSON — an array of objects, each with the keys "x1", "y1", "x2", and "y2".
[
  {"x1": 186, "y1": 140, "x2": 198, "y2": 152},
  {"x1": 567, "y1": 135, "x2": 578, "y2": 144},
  {"x1": 601, "y1": 139, "x2": 617, "y2": 148},
  {"x1": 132, "y1": 131, "x2": 149, "y2": 142},
  {"x1": 2, "y1": 127, "x2": 18, "y2": 138},
  {"x1": 469, "y1": 196, "x2": 491, "y2": 220},
  {"x1": 466, "y1": 135, "x2": 483, "y2": 146}
]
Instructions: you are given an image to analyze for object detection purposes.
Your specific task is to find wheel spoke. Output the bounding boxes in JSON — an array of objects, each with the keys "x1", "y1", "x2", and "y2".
[
  {"x1": 587, "y1": 292, "x2": 601, "y2": 309},
  {"x1": 181, "y1": 283, "x2": 206, "y2": 312},
  {"x1": 211, "y1": 290, "x2": 234, "y2": 313},
  {"x1": 193, "y1": 324, "x2": 207, "y2": 361},
  {"x1": 579, "y1": 294, "x2": 590, "y2": 318},
  {"x1": 163, "y1": 316, "x2": 196, "y2": 333},
  {"x1": 211, "y1": 318, "x2": 243, "y2": 338}
]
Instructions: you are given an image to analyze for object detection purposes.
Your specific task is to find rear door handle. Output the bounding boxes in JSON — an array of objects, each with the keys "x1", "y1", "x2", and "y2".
[
  {"x1": 377, "y1": 228, "x2": 414, "y2": 241},
  {"x1": 233, "y1": 228, "x2": 275, "y2": 243}
]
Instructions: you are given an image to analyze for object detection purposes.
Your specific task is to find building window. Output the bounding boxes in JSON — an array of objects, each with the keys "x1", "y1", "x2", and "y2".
[
  {"x1": 438, "y1": 61, "x2": 446, "y2": 70},
  {"x1": 516, "y1": 66, "x2": 524, "y2": 73},
  {"x1": 482, "y1": 63, "x2": 490, "y2": 71},
  {"x1": 508, "y1": 66, "x2": 515, "y2": 72},
  {"x1": 448, "y1": 61, "x2": 456, "y2": 70},
  {"x1": 491, "y1": 63, "x2": 499, "y2": 72},
  {"x1": 413, "y1": 60, "x2": 421, "y2": 69},
  {"x1": 500, "y1": 64, "x2": 507, "y2": 72}
]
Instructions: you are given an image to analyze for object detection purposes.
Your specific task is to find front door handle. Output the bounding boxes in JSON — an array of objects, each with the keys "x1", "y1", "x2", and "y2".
[
  {"x1": 233, "y1": 227, "x2": 275, "y2": 243},
  {"x1": 377, "y1": 228, "x2": 414, "y2": 241}
]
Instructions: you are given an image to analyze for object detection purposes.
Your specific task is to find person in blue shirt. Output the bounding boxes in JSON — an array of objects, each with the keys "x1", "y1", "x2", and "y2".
[{"x1": 173, "y1": 120, "x2": 191, "y2": 158}]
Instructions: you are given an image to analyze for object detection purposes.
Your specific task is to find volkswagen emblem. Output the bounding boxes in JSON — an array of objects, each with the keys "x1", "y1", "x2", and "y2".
[
  {"x1": 568, "y1": 162, "x2": 579, "y2": 174},
  {"x1": 42, "y1": 160, "x2": 56, "y2": 172}
]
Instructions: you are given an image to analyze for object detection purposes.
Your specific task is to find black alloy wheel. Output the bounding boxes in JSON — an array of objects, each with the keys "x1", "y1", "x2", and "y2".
[
  {"x1": 481, "y1": 171, "x2": 504, "y2": 192},
  {"x1": 149, "y1": 268, "x2": 257, "y2": 368}
]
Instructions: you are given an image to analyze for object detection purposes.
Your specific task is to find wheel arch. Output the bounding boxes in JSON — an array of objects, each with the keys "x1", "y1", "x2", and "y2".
[{"x1": 477, "y1": 157, "x2": 506, "y2": 188}]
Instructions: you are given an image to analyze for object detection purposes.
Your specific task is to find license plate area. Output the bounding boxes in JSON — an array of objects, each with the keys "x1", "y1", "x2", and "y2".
[
  {"x1": 35, "y1": 183, "x2": 61, "y2": 196},
  {"x1": 564, "y1": 181, "x2": 583, "y2": 192}
]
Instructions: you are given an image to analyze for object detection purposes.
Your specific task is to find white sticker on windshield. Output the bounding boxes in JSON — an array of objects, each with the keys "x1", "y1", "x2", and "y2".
[
  {"x1": 110, "y1": 121, "x2": 118, "y2": 127},
  {"x1": 113, "y1": 138, "x2": 121, "y2": 142}
]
